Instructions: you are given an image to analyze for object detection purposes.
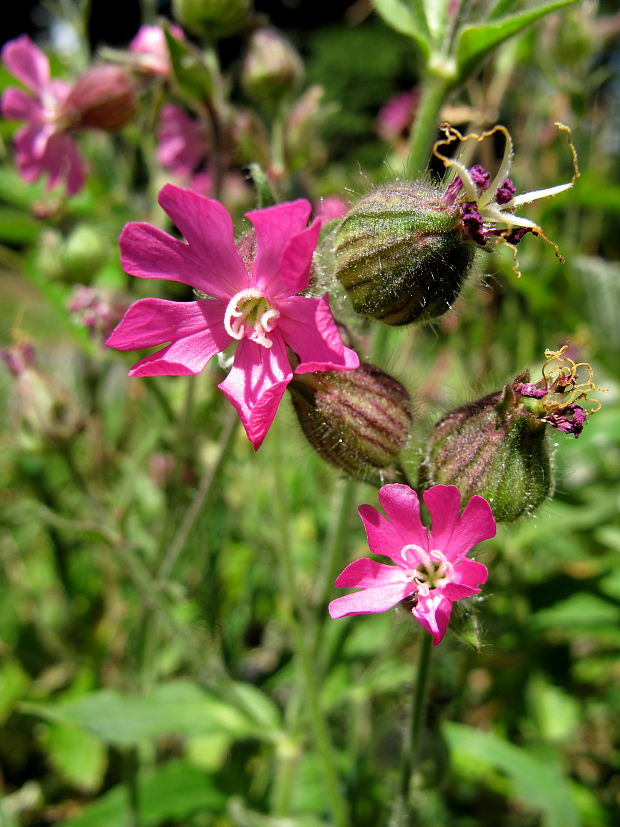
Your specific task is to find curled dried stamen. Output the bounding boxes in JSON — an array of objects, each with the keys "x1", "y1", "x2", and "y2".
[{"x1": 434, "y1": 122, "x2": 580, "y2": 277}]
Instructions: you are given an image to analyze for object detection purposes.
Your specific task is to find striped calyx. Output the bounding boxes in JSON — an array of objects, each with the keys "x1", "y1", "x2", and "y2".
[
  {"x1": 332, "y1": 183, "x2": 475, "y2": 325},
  {"x1": 420, "y1": 376, "x2": 552, "y2": 522},
  {"x1": 288, "y1": 362, "x2": 412, "y2": 479}
]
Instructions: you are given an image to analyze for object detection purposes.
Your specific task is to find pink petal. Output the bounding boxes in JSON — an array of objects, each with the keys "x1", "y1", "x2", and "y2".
[
  {"x1": 452, "y1": 557, "x2": 488, "y2": 590},
  {"x1": 278, "y1": 295, "x2": 360, "y2": 373},
  {"x1": 247, "y1": 200, "x2": 312, "y2": 287},
  {"x1": 358, "y1": 503, "x2": 411, "y2": 565},
  {"x1": 441, "y1": 582, "x2": 481, "y2": 602},
  {"x1": 158, "y1": 184, "x2": 247, "y2": 297},
  {"x1": 2, "y1": 35, "x2": 50, "y2": 95},
  {"x1": 1, "y1": 87, "x2": 41, "y2": 121},
  {"x1": 423, "y1": 485, "x2": 461, "y2": 554},
  {"x1": 60, "y1": 134, "x2": 86, "y2": 195},
  {"x1": 268, "y1": 219, "x2": 321, "y2": 297},
  {"x1": 378, "y1": 484, "x2": 429, "y2": 549},
  {"x1": 14, "y1": 122, "x2": 53, "y2": 164},
  {"x1": 105, "y1": 298, "x2": 229, "y2": 350},
  {"x1": 40, "y1": 132, "x2": 85, "y2": 194},
  {"x1": 120, "y1": 223, "x2": 217, "y2": 296},
  {"x1": 412, "y1": 592, "x2": 453, "y2": 645},
  {"x1": 127, "y1": 329, "x2": 225, "y2": 376},
  {"x1": 447, "y1": 496, "x2": 496, "y2": 560},
  {"x1": 328, "y1": 581, "x2": 414, "y2": 618},
  {"x1": 218, "y1": 335, "x2": 292, "y2": 450},
  {"x1": 334, "y1": 558, "x2": 409, "y2": 589}
]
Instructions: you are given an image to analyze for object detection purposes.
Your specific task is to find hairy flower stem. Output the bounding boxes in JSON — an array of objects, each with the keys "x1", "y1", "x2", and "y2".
[
  {"x1": 406, "y1": 72, "x2": 452, "y2": 178},
  {"x1": 272, "y1": 424, "x2": 349, "y2": 827},
  {"x1": 398, "y1": 633, "x2": 433, "y2": 819}
]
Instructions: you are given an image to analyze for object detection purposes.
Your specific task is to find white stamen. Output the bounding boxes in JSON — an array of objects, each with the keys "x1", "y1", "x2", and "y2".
[{"x1": 224, "y1": 287, "x2": 280, "y2": 349}]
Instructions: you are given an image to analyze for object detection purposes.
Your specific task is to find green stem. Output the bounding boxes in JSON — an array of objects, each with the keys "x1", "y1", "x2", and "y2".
[
  {"x1": 399, "y1": 633, "x2": 434, "y2": 811},
  {"x1": 157, "y1": 411, "x2": 239, "y2": 582},
  {"x1": 405, "y1": 71, "x2": 452, "y2": 178},
  {"x1": 270, "y1": 101, "x2": 287, "y2": 185},
  {"x1": 271, "y1": 426, "x2": 349, "y2": 827},
  {"x1": 124, "y1": 746, "x2": 141, "y2": 827},
  {"x1": 311, "y1": 477, "x2": 357, "y2": 661}
]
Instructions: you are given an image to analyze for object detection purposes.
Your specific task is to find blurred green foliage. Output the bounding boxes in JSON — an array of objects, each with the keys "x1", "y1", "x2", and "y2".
[{"x1": 1, "y1": 1, "x2": 619, "y2": 826}]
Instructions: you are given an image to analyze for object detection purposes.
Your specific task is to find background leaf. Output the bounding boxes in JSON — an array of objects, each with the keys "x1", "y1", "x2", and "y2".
[{"x1": 455, "y1": 0, "x2": 580, "y2": 80}]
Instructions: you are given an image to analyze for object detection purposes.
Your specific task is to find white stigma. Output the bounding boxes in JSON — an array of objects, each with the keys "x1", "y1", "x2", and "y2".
[{"x1": 224, "y1": 288, "x2": 280, "y2": 349}]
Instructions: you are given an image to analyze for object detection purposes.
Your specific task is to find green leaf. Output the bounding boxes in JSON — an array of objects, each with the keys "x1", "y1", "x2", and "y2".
[
  {"x1": 0, "y1": 658, "x2": 29, "y2": 726},
  {"x1": 422, "y1": 0, "x2": 451, "y2": 43},
  {"x1": 445, "y1": 723, "x2": 581, "y2": 827},
  {"x1": 41, "y1": 722, "x2": 107, "y2": 792},
  {"x1": 61, "y1": 760, "x2": 225, "y2": 826},
  {"x1": 372, "y1": 0, "x2": 432, "y2": 58},
  {"x1": 0, "y1": 208, "x2": 40, "y2": 245},
  {"x1": 531, "y1": 593, "x2": 620, "y2": 632},
  {"x1": 164, "y1": 25, "x2": 213, "y2": 103},
  {"x1": 455, "y1": 0, "x2": 580, "y2": 81},
  {"x1": 22, "y1": 680, "x2": 274, "y2": 747},
  {"x1": 247, "y1": 163, "x2": 276, "y2": 208},
  {"x1": 487, "y1": 0, "x2": 521, "y2": 21}
]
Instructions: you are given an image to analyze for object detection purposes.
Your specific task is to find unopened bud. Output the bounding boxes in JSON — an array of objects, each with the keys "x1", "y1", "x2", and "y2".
[
  {"x1": 289, "y1": 362, "x2": 412, "y2": 479},
  {"x1": 421, "y1": 347, "x2": 604, "y2": 522},
  {"x1": 65, "y1": 65, "x2": 137, "y2": 131},
  {"x1": 421, "y1": 382, "x2": 551, "y2": 522},
  {"x1": 242, "y1": 28, "x2": 304, "y2": 105},
  {"x1": 173, "y1": 0, "x2": 251, "y2": 39},
  {"x1": 1, "y1": 343, "x2": 84, "y2": 445},
  {"x1": 331, "y1": 183, "x2": 475, "y2": 325}
]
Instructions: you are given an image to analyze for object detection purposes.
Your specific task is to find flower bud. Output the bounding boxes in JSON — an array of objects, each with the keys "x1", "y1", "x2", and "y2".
[
  {"x1": 331, "y1": 183, "x2": 476, "y2": 326},
  {"x1": 242, "y1": 28, "x2": 304, "y2": 105},
  {"x1": 421, "y1": 347, "x2": 604, "y2": 522},
  {"x1": 1, "y1": 343, "x2": 84, "y2": 446},
  {"x1": 288, "y1": 362, "x2": 412, "y2": 479},
  {"x1": 173, "y1": 0, "x2": 251, "y2": 39},
  {"x1": 65, "y1": 65, "x2": 137, "y2": 132},
  {"x1": 421, "y1": 381, "x2": 552, "y2": 522}
]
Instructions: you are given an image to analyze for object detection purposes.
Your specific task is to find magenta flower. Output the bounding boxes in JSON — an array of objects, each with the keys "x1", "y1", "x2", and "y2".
[
  {"x1": 329, "y1": 484, "x2": 495, "y2": 645},
  {"x1": 376, "y1": 90, "x2": 419, "y2": 141},
  {"x1": 129, "y1": 24, "x2": 184, "y2": 76},
  {"x1": 156, "y1": 103, "x2": 209, "y2": 179},
  {"x1": 1, "y1": 35, "x2": 85, "y2": 194},
  {"x1": 106, "y1": 184, "x2": 359, "y2": 448}
]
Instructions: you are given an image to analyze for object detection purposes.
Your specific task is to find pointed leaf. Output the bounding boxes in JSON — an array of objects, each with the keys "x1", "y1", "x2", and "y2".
[
  {"x1": 372, "y1": 0, "x2": 432, "y2": 58},
  {"x1": 455, "y1": 0, "x2": 580, "y2": 81},
  {"x1": 164, "y1": 25, "x2": 213, "y2": 103},
  {"x1": 21, "y1": 680, "x2": 277, "y2": 747},
  {"x1": 445, "y1": 723, "x2": 580, "y2": 827},
  {"x1": 62, "y1": 760, "x2": 225, "y2": 826}
]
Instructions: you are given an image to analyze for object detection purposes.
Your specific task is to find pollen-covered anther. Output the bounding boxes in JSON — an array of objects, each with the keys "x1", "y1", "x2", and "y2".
[
  {"x1": 224, "y1": 287, "x2": 280, "y2": 348},
  {"x1": 539, "y1": 345, "x2": 606, "y2": 416}
]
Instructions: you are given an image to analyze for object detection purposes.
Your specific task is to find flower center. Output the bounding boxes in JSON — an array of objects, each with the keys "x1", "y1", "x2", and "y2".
[
  {"x1": 224, "y1": 288, "x2": 280, "y2": 349},
  {"x1": 400, "y1": 544, "x2": 454, "y2": 596}
]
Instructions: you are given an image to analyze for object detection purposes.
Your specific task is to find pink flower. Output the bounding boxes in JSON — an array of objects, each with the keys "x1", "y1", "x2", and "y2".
[
  {"x1": 1, "y1": 35, "x2": 85, "y2": 194},
  {"x1": 329, "y1": 484, "x2": 495, "y2": 645},
  {"x1": 129, "y1": 24, "x2": 184, "y2": 76},
  {"x1": 156, "y1": 103, "x2": 209, "y2": 179},
  {"x1": 106, "y1": 184, "x2": 359, "y2": 448},
  {"x1": 376, "y1": 90, "x2": 419, "y2": 141},
  {"x1": 315, "y1": 195, "x2": 348, "y2": 225}
]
